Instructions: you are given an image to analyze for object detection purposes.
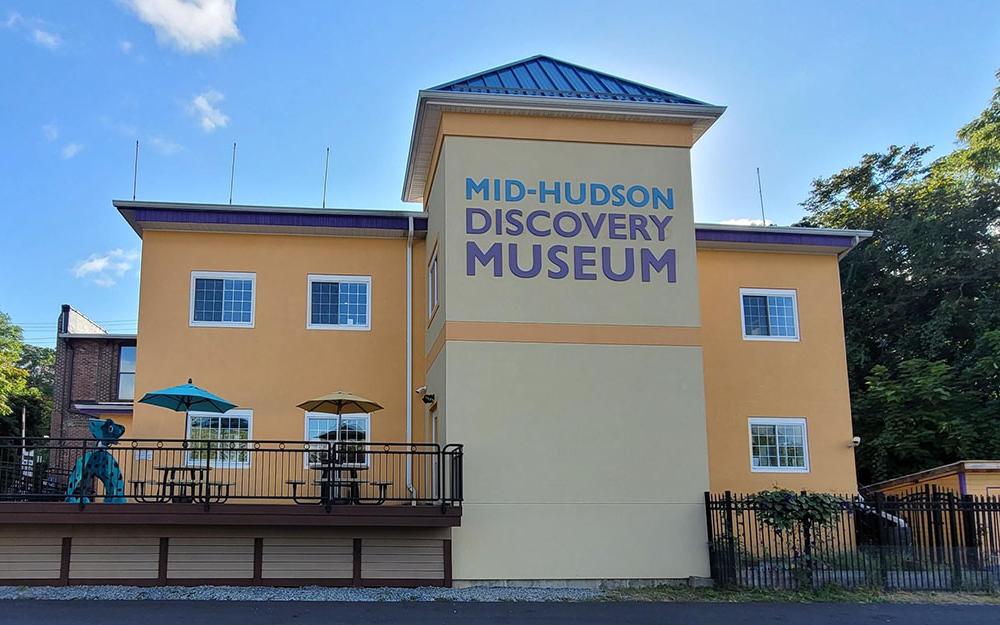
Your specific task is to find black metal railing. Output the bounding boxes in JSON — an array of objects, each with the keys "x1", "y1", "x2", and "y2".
[
  {"x1": 706, "y1": 488, "x2": 1000, "y2": 591},
  {"x1": 0, "y1": 437, "x2": 463, "y2": 509}
]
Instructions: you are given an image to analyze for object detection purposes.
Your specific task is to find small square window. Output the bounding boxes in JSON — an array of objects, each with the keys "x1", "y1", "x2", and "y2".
[
  {"x1": 305, "y1": 413, "x2": 370, "y2": 467},
  {"x1": 740, "y1": 289, "x2": 799, "y2": 341},
  {"x1": 190, "y1": 272, "x2": 255, "y2": 328},
  {"x1": 186, "y1": 410, "x2": 253, "y2": 467},
  {"x1": 749, "y1": 418, "x2": 809, "y2": 473},
  {"x1": 307, "y1": 275, "x2": 371, "y2": 331}
]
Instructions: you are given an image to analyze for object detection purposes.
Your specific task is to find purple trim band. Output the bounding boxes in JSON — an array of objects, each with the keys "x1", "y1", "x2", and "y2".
[
  {"x1": 959, "y1": 472, "x2": 968, "y2": 496},
  {"x1": 74, "y1": 406, "x2": 134, "y2": 417},
  {"x1": 695, "y1": 229, "x2": 856, "y2": 248},
  {"x1": 134, "y1": 209, "x2": 428, "y2": 232}
]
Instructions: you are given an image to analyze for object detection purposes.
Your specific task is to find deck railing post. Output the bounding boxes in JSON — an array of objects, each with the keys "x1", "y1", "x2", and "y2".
[
  {"x1": 947, "y1": 492, "x2": 963, "y2": 589},
  {"x1": 873, "y1": 492, "x2": 889, "y2": 590},
  {"x1": 723, "y1": 490, "x2": 737, "y2": 587},
  {"x1": 704, "y1": 492, "x2": 718, "y2": 583}
]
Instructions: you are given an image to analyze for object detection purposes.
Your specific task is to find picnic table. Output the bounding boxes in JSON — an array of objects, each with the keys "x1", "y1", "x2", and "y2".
[{"x1": 129, "y1": 465, "x2": 233, "y2": 504}]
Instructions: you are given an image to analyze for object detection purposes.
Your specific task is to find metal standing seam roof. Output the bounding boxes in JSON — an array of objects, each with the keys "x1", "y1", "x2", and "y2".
[{"x1": 430, "y1": 55, "x2": 711, "y2": 106}]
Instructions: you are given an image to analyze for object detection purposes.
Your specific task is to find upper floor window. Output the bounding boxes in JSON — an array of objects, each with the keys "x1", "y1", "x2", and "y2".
[
  {"x1": 740, "y1": 288, "x2": 799, "y2": 341},
  {"x1": 190, "y1": 271, "x2": 255, "y2": 328},
  {"x1": 117, "y1": 345, "x2": 136, "y2": 401},
  {"x1": 749, "y1": 417, "x2": 809, "y2": 473},
  {"x1": 428, "y1": 252, "x2": 439, "y2": 318},
  {"x1": 307, "y1": 274, "x2": 371, "y2": 331},
  {"x1": 187, "y1": 409, "x2": 253, "y2": 468}
]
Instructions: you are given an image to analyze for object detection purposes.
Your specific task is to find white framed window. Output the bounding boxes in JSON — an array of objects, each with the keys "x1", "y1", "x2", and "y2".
[
  {"x1": 190, "y1": 271, "x2": 256, "y2": 328},
  {"x1": 307, "y1": 274, "x2": 371, "y2": 331},
  {"x1": 427, "y1": 251, "x2": 439, "y2": 318},
  {"x1": 304, "y1": 412, "x2": 370, "y2": 467},
  {"x1": 749, "y1": 417, "x2": 809, "y2": 473},
  {"x1": 740, "y1": 288, "x2": 799, "y2": 341},
  {"x1": 186, "y1": 409, "x2": 253, "y2": 468},
  {"x1": 116, "y1": 345, "x2": 136, "y2": 401}
]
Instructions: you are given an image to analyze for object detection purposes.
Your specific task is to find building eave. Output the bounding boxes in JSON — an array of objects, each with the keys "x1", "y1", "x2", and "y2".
[
  {"x1": 694, "y1": 224, "x2": 873, "y2": 256},
  {"x1": 401, "y1": 90, "x2": 726, "y2": 203},
  {"x1": 115, "y1": 200, "x2": 428, "y2": 239}
]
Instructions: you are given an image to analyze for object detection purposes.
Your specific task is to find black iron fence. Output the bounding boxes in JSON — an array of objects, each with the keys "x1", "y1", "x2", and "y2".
[
  {"x1": 706, "y1": 489, "x2": 1000, "y2": 591},
  {"x1": 0, "y1": 437, "x2": 463, "y2": 508}
]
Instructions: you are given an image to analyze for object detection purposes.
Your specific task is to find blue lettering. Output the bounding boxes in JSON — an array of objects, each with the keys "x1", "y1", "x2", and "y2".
[
  {"x1": 573, "y1": 246, "x2": 597, "y2": 280},
  {"x1": 467, "y1": 241, "x2": 503, "y2": 277},
  {"x1": 602, "y1": 247, "x2": 635, "y2": 281},
  {"x1": 610, "y1": 184, "x2": 626, "y2": 207},
  {"x1": 564, "y1": 182, "x2": 586, "y2": 205},
  {"x1": 652, "y1": 187, "x2": 674, "y2": 210},
  {"x1": 547, "y1": 245, "x2": 569, "y2": 279},
  {"x1": 538, "y1": 180, "x2": 561, "y2": 204},
  {"x1": 640, "y1": 248, "x2": 676, "y2": 283},
  {"x1": 505, "y1": 179, "x2": 526, "y2": 202},
  {"x1": 466, "y1": 207, "x2": 491, "y2": 234},
  {"x1": 466, "y1": 178, "x2": 489, "y2": 201},
  {"x1": 509, "y1": 243, "x2": 542, "y2": 278},
  {"x1": 590, "y1": 183, "x2": 610, "y2": 206},
  {"x1": 627, "y1": 185, "x2": 649, "y2": 208}
]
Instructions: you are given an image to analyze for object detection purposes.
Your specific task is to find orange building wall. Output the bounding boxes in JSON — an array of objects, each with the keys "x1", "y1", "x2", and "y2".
[
  {"x1": 131, "y1": 230, "x2": 426, "y2": 444},
  {"x1": 699, "y1": 249, "x2": 858, "y2": 494}
]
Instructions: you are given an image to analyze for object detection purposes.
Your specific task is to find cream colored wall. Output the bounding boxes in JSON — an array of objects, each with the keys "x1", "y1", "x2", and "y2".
[
  {"x1": 698, "y1": 249, "x2": 858, "y2": 493},
  {"x1": 442, "y1": 136, "x2": 700, "y2": 327},
  {"x1": 965, "y1": 473, "x2": 1000, "y2": 497},
  {"x1": 446, "y1": 341, "x2": 710, "y2": 580},
  {"x1": 132, "y1": 230, "x2": 425, "y2": 444}
]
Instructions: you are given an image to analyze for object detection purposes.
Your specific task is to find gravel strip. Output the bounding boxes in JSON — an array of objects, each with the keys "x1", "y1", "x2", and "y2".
[{"x1": 0, "y1": 585, "x2": 603, "y2": 602}]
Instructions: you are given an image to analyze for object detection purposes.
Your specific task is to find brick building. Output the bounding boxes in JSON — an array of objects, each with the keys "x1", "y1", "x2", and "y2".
[{"x1": 49, "y1": 305, "x2": 136, "y2": 440}]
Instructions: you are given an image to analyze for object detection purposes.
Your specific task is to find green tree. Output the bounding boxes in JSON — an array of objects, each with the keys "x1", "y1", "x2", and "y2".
[
  {"x1": 800, "y1": 73, "x2": 1000, "y2": 484},
  {"x1": 0, "y1": 312, "x2": 28, "y2": 421}
]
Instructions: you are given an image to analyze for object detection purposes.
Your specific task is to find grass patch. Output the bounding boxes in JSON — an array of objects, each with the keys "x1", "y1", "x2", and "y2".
[{"x1": 609, "y1": 585, "x2": 1000, "y2": 605}]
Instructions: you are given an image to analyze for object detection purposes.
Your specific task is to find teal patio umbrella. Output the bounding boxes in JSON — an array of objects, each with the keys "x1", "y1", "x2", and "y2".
[{"x1": 139, "y1": 379, "x2": 237, "y2": 414}]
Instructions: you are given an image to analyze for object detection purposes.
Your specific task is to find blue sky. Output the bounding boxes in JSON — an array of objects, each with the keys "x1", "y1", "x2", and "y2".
[{"x1": 2, "y1": 0, "x2": 999, "y2": 347}]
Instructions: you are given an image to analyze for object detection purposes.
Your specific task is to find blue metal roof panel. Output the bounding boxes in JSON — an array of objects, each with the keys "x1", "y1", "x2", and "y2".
[{"x1": 431, "y1": 55, "x2": 710, "y2": 106}]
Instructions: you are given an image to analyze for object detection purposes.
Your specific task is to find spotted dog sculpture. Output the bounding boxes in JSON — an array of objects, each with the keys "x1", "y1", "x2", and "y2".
[{"x1": 65, "y1": 418, "x2": 127, "y2": 504}]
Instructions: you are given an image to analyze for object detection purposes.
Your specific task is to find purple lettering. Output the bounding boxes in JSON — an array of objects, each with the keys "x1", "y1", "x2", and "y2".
[
  {"x1": 466, "y1": 207, "x2": 491, "y2": 235},
  {"x1": 509, "y1": 243, "x2": 542, "y2": 278},
  {"x1": 640, "y1": 248, "x2": 676, "y2": 283},
  {"x1": 581, "y1": 212, "x2": 607, "y2": 238},
  {"x1": 547, "y1": 245, "x2": 569, "y2": 279},
  {"x1": 629, "y1": 214, "x2": 652, "y2": 241},
  {"x1": 608, "y1": 213, "x2": 627, "y2": 240},
  {"x1": 573, "y1": 245, "x2": 597, "y2": 280},
  {"x1": 553, "y1": 211, "x2": 582, "y2": 238},
  {"x1": 649, "y1": 214, "x2": 673, "y2": 241},
  {"x1": 602, "y1": 247, "x2": 635, "y2": 281},
  {"x1": 467, "y1": 241, "x2": 503, "y2": 277}
]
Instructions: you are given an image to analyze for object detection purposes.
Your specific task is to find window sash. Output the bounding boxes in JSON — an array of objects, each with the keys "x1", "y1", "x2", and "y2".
[
  {"x1": 186, "y1": 411, "x2": 252, "y2": 467},
  {"x1": 741, "y1": 289, "x2": 798, "y2": 340},
  {"x1": 428, "y1": 255, "x2": 438, "y2": 317},
  {"x1": 749, "y1": 419, "x2": 808, "y2": 472},
  {"x1": 117, "y1": 346, "x2": 136, "y2": 401},
  {"x1": 305, "y1": 413, "x2": 370, "y2": 467},
  {"x1": 307, "y1": 275, "x2": 371, "y2": 330},
  {"x1": 190, "y1": 272, "x2": 255, "y2": 327}
]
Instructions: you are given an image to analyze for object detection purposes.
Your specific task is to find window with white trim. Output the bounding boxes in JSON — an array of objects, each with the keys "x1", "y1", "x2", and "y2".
[
  {"x1": 749, "y1": 417, "x2": 809, "y2": 472},
  {"x1": 116, "y1": 345, "x2": 136, "y2": 401},
  {"x1": 190, "y1": 271, "x2": 255, "y2": 327},
  {"x1": 740, "y1": 288, "x2": 799, "y2": 341},
  {"x1": 305, "y1": 412, "x2": 370, "y2": 467},
  {"x1": 186, "y1": 410, "x2": 253, "y2": 467},
  {"x1": 307, "y1": 275, "x2": 371, "y2": 330},
  {"x1": 428, "y1": 252, "x2": 439, "y2": 317}
]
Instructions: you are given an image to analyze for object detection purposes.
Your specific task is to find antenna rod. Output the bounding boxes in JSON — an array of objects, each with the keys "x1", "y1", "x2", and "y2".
[
  {"x1": 229, "y1": 142, "x2": 237, "y2": 205},
  {"x1": 132, "y1": 140, "x2": 139, "y2": 200},
  {"x1": 322, "y1": 146, "x2": 330, "y2": 208},
  {"x1": 756, "y1": 167, "x2": 766, "y2": 226}
]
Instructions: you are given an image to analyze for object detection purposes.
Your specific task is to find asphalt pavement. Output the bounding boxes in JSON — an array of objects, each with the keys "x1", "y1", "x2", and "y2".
[{"x1": 0, "y1": 601, "x2": 997, "y2": 625}]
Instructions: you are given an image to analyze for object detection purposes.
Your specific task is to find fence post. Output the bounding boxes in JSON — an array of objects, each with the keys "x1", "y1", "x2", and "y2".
[
  {"x1": 960, "y1": 494, "x2": 981, "y2": 571},
  {"x1": 704, "y1": 492, "x2": 718, "y2": 583},
  {"x1": 947, "y1": 492, "x2": 963, "y2": 589},
  {"x1": 723, "y1": 490, "x2": 738, "y2": 587},
  {"x1": 873, "y1": 492, "x2": 889, "y2": 590}
]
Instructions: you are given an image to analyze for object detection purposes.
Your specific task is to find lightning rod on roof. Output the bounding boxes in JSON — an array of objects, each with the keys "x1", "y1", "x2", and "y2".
[
  {"x1": 229, "y1": 142, "x2": 237, "y2": 205},
  {"x1": 756, "y1": 167, "x2": 766, "y2": 226},
  {"x1": 322, "y1": 147, "x2": 330, "y2": 208},
  {"x1": 132, "y1": 140, "x2": 139, "y2": 201}
]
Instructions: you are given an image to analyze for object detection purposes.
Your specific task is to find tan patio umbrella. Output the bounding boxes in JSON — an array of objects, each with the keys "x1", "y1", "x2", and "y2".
[{"x1": 296, "y1": 391, "x2": 384, "y2": 448}]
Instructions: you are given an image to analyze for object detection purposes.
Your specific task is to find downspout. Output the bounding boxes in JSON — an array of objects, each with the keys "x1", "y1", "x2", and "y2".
[{"x1": 406, "y1": 215, "x2": 416, "y2": 501}]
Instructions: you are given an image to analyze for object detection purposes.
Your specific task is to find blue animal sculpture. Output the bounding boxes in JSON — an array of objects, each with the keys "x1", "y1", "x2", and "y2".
[{"x1": 65, "y1": 418, "x2": 127, "y2": 504}]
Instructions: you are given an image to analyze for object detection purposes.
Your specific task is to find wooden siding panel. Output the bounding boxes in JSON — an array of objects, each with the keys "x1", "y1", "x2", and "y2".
[
  {"x1": 0, "y1": 536, "x2": 61, "y2": 579},
  {"x1": 361, "y1": 538, "x2": 444, "y2": 580},
  {"x1": 167, "y1": 537, "x2": 254, "y2": 579},
  {"x1": 261, "y1": 537, "x2": 353, "y2": 579}
]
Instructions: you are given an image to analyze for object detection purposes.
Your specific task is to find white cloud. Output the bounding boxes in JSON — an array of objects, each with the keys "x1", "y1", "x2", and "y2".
[
  {"x1": 120, "y1": 39, "x2": 133, "y2": 54},
  {"x1": 123, "y1": 0, "x2": 240, "y2": 53},
  {"x1": 42, "y1": 123, "x2": 58, "y2": 142},
  {"x1": 719, "y1": 218, "x2": 775, "y2": 227},
  {"x1": 149, "y1": 135, "x2": 182, "y2": 155},
  {"x1": 3, "y1": 12, "x2": 22, "y2": 28},
  {"x1": 61, "y1": 143, "x2": 83, "y2": 159},
  {"x1": 72, "y1": 249, "x2": 140, "y2": 287},
  {"x1": 31, "y1": 28, "x2": 61, "y2": 49},
  {"x1": 187, "y1": 89, "x2": 228, "y2": 132}
]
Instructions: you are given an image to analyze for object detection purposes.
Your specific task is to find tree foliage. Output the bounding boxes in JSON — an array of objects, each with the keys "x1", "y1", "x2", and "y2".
[
  {"x1": 0, "y1": 311, "x2": 55, "y2": 438},
  {"x1": 799, "y1": 73, "x2": 1000, "y2": 483}
]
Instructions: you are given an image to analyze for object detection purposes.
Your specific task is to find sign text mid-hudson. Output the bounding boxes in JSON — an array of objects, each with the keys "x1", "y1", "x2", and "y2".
[{"x1": 464, "y1": 177, "x2": 678, "y2": 283}]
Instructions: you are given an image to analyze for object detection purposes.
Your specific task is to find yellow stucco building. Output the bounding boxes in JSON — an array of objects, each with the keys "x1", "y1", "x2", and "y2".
[{"x1": 18, "y1": 56, "x2": 869, "y2": 587}]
